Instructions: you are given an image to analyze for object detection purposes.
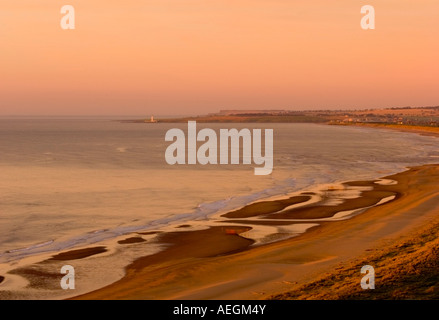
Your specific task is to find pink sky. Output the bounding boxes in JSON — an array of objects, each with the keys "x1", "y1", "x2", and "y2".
[{"x1": 1, "y1": 0, "x2": 438, "y2": 116}]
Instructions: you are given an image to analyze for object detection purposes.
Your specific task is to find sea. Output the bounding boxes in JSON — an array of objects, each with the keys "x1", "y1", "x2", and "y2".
[{"x1": 0, "y1": 118, "x2": 438, "y2": 296}]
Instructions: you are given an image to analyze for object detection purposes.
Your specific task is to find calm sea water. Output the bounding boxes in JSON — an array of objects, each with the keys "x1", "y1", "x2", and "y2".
[{"x1": 0, "y1": 119, "x2": 438, "y2": 264}]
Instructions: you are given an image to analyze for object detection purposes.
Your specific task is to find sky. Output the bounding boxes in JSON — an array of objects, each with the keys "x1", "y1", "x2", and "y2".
[{"x1": 0, "y1": 0, "x2": 438, "y2": 116}]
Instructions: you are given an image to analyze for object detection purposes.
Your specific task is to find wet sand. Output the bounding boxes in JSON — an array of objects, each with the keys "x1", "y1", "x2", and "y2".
[
  {"x1": 70, "y1": 164, "x2": 439, "y2": 300},
  {"x1": 49, "y1": 246, "x2": 107, "y2": 261},
  {"x1": 222, "y1": 195, "x2": 311, "y2": 218},
  {"x1": 117, "y1": 237, "x2": 147, "y2": 245}
]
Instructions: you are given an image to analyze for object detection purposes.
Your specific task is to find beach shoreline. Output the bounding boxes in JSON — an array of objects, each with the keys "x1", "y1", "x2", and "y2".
[
  {"x1": 67, "y1": 163, "x2": 439, "y2": 300},
  {"x1": 1, "y1": 163, "x2": 437, "y2": 300},
  {"x1": 0, "y1": 123, "x2": 438, "y2": 300}
]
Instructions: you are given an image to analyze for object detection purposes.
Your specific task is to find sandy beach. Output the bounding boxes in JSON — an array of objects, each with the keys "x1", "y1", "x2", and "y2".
[
  {"x1": 64, "y1": 163, "x2": 439, "y2": 300},
  {"x1": 1, "y1": 123, "x2": 438, "y2": 300}
]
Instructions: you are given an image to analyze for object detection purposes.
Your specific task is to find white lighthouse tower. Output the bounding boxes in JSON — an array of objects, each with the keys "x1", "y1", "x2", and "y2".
[{"x1": 147, "y1": 115, "x2": 158, "y2": 123}]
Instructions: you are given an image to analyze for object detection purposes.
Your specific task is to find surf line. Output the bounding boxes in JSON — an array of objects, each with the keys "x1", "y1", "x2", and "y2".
[{"x1": 165, "y1": 121, "x2": 273, "y2": 175}]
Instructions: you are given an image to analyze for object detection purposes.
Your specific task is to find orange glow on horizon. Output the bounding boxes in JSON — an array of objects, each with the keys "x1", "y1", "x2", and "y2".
[{"x1": 0, "y1": 0, "x2": 438, "y2": 115}]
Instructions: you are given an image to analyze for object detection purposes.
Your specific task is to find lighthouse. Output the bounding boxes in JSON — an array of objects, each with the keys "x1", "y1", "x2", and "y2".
[{"x1": 147, "y1": 115, "x2": 158, "y2": 123}]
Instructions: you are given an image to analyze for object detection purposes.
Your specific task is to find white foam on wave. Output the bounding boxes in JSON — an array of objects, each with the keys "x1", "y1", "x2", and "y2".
[
  {"x1": 0, "y1": 177, "x2": 299, "y2": 264},
  {"x1": 0, "y1": 173, "x2": 392, "y2": 265},
  {"x1": 238, "y1": 223, "x2": 319, "y2": 245},
  {"x1": 374, "y1": 179, "x2": 397, "y2": 185},
  {"x1": 4, "y1": 240, "x2": 54, "y2": 254}
]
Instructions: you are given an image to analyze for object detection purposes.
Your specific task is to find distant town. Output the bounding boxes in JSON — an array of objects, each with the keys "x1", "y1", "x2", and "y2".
[{"x1": 133, "y1": 106, "x2": 439, "y2": 127}]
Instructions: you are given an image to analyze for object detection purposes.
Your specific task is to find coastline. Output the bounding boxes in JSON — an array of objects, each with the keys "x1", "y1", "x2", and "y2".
[
  {"x1": 0, "y1": 123, "x2": 438, "y2": 300},
  {"x1": 330, "y1": 123, "x2": 439, "y2": 138},
  {"x1": 70, "y1": 164, "x2": 439, "y2": 300}
]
